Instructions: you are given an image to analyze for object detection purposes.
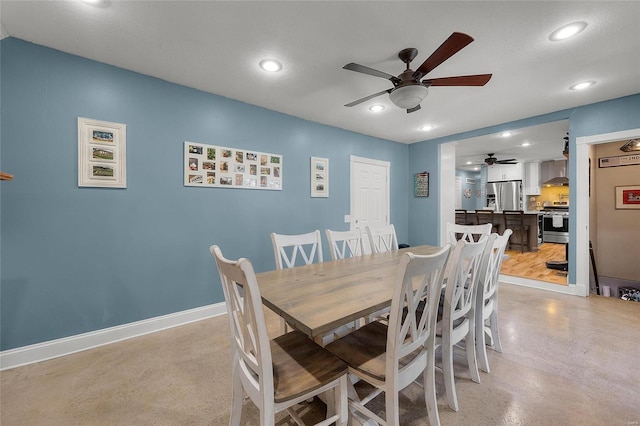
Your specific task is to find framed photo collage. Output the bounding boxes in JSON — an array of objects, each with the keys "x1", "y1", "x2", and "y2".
[{"x1": 183, "y1": 141, "x2": 282, "y2": 190}]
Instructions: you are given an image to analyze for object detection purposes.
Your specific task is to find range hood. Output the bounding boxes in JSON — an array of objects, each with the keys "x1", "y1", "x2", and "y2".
[{"x1": 541, "y1": 160, "x2": 568, "y2": 186}]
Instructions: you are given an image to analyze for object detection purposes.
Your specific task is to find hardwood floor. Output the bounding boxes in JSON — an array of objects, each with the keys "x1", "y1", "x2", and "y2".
[{"x1": 501, "y1": 242, "x2": 568, "y2": 285}]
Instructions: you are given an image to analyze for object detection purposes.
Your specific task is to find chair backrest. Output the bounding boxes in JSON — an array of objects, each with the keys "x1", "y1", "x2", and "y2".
[
  {"x1": 503, "y1": 210, "x2": 525, "y2": 228},
  {"x1": 446, "y1": 222, "x2": 492, "y2": 244},
  {"x1": 365, "y1": 224, "x2": 399, "y2": 253},
  {"x1": 325, "y1": 229, "x2": 364, "y2": 261},
  {"x1": 442, "y1": 235, "x2": 491, "y2": 325},
  {"x1": 210, "y1": 245, "x2": 273, "y2": 404},
  {"x1": 475, "y1": 209, "x2": 495, "y2": 225},
  {"x1": 270, "y1": 230, "x2": 323, "y2": 269},
  {"x1": 386, "y1": 245, "x2": 451, "y2": 379},
  {"x1": 477, "y1": 230, "x2": 512, "y2": 304}
]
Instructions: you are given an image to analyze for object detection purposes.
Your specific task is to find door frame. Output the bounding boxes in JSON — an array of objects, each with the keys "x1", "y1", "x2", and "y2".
[
  {"x1": 349, "y1": 155, "x2": 390, "y2": 231},
  {"x1": 575, "y1": 127, "x2": 640, "y2": 297}
]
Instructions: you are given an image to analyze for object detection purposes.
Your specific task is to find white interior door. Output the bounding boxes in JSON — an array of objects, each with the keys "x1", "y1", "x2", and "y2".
[{"x1": 350, "y1": 156, "x2": 390, "y2": 253}]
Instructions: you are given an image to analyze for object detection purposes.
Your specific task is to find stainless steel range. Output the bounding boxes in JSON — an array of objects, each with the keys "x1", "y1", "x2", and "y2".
[{"x1": 541, "y1": 206, "x2": 569, "y2": 243}]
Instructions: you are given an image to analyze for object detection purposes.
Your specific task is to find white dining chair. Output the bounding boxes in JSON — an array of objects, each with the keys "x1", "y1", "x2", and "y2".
[
  {"x1": 475, "y1": 229, "x2": 512, "y2": 373},
  {"x1": 271, "y1": 230, "x2": 323, "y2": 269},
  {"x1": 365, "y1": 224, "x2": 399, "y2": 253},
  {"x1": 325, "y1": 229, "x2": 364, "y2": 260},
  {"x1": 436, "y1": 234, "x2": 491, "y2": 412},
  {"x1": 210, "y1": 245, "x2": 349, "y2": 426},
  {"x1": 446, "y1": 222, "x2": 492, "y2": 244},
  {"x1": 325, "y1": 245, "x2": 451, "y2": 426}
]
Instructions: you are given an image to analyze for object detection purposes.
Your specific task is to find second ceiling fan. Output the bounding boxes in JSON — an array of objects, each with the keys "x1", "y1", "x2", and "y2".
[{"x1": 343, "y1": 32, "x2": 492, "y2": 113}]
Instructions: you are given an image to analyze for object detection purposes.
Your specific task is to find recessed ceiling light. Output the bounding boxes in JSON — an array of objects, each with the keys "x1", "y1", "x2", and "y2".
[
  {"x1": 259, "y1": 59, "x2": 282, "y2": 72},
  {"x1": 570, "y1": 80, "x2": 596, "y2": 91},
  {"x1": 501, "y1": 131, "x2": 512, "y2": 137},
  {"x1": 521, "y1": 142, "x2": 531, "y2": 147},
  {"x1": 466, "y1": 161, "x2": 472, "y2": 165},
  {"x1": 420, "y1": 124, "x2": 434, "y2": 131},
  {"x1": 549, "y1": 21, "x2": 587, "y2": 41},
  {"x1": 369, "y1": 104, "x2": 385, "y2": 113}
]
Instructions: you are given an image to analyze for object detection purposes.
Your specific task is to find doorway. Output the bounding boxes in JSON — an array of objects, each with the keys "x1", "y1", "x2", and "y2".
[
  {"x1": 575, "y1": 127, "x2": 640, "y2": 297},
  {"x1": 349, "y1": 155, "x2": 390, "y2": 253}
]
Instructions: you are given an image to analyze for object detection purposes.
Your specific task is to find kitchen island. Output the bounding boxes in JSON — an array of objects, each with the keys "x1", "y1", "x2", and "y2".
[{"x1": 456, "y1": 210, "x2": 540, "y2": 252}]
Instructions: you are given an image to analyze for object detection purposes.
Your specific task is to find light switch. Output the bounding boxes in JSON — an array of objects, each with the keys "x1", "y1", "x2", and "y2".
[{"x1": 344, "y1": 215, "x2": 351, "y2": 223}]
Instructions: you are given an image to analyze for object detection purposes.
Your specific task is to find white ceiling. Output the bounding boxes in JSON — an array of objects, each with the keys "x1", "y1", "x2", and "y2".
[{"x1": 2, "y1": 1, "x2": 639, "y2": 165}]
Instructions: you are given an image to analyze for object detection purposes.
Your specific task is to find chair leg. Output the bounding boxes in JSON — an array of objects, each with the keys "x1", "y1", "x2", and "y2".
[
  {"x1": 336, "y1": 376, "x2": 348, "y2": 426},
  {"x1": 385, "y1": 382, "x2": 401, "y2": 426},
  {"x1": 476, "y1": 317, "x2": 490, "y2": 374},
  {"x1": 465, "y1": 329, "x2": 481, "y2": 384},
  {"x1": 490, "y1": 309, "x2": 503, "y2": 353},
  {"x1": 424, "y1": 347, "x2": 441, "y2": 426},
  {"x1": 230, "y1": 364, "x2": 243, "y2": 426},
  {"x1": 442, "y1": 341, "x2": 459, "y2": 412}
]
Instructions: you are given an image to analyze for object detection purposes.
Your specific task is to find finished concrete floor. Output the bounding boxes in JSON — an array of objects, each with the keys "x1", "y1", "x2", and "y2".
[{"x1": 2, "y1": 283, "x2": 639, "y2": 425}]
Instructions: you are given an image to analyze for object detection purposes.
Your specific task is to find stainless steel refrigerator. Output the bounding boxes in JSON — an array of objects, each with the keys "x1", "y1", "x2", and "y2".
[{"x1": 486, "y1": 180, "x2": 523, "y2": 212}]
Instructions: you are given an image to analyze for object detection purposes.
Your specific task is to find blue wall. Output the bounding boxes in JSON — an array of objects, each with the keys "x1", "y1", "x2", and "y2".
[
  {"x1": 2, "y1": 37, "x2": 639, "y2": 351},
  {"x1": 0, "y1": 38, "x2": 409, "y2": 350}
]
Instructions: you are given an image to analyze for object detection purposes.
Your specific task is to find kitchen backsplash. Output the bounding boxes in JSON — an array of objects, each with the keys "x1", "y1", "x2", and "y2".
[{"x1": 527, "y1": 186, "x2": 570, "y2": 211}]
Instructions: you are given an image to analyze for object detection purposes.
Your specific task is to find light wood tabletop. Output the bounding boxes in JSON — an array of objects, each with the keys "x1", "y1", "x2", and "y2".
[{"x1": 256, "y1": 245, "x2": 442, "y2": 339}]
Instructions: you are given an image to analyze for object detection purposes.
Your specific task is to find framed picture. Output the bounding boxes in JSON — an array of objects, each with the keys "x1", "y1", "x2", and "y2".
[
  {"x1": 615, "y1": 185, "x2": 640, "y2": 210},
  {"x1": 78, "y1": 117, "x2": 127, "y2": 188},
  {"x1": 311, "y1": 156, "x2": 329, "y2": 198},
  {"x1": 184, "y1": 141, "x2": 282, "y2": 190},
  {"x1": 414, "y1": 172, "x2": 429, "y2": 197}
]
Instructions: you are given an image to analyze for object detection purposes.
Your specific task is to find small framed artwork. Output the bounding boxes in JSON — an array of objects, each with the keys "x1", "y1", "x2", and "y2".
[
  {"x1": 78, "y1": 117, "x2": 126, "y2": 188},
  {"x1": 414, "y1": 172, "x2": 429, "y2": 197},
  {"x1": 311, "y1": 156, "x2": 329, "y2": 198},
  {"x1": 615, "y1": 185, "x2": 640, "y2": 210}
]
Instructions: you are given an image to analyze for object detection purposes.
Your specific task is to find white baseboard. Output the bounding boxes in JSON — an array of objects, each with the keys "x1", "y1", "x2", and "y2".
[{"x1": 0, "y1": 303, "x2": 227, "y2": 371}]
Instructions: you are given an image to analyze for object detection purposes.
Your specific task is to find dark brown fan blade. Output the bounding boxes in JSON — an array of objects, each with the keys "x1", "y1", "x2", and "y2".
[
  {"x1": 424, "y1": 74, "x2": 492, "y2": 87},
  {"x1": 413, "y1": 32, "x2": 474, "y2": 79},
  {"x1": 496, "y1": 159, "x2": 517, "y2": 164},
  {"x1": 407, "y1": 104, "x2": 421, "y2": 113},
  {"x1": 343, "y1": 63, "x2": 400, "y2": 84},
  {"x1": 344, "y1": 89, "x2": 393, "y2": 107}
]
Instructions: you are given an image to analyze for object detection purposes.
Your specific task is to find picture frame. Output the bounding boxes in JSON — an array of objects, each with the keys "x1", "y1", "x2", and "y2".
[
  {"x1": 78, "y1": 117, "x2": 126, "y2": 188},
  {"x1": 184, "y1": 141, "x2": 282, "y2": 190},
  {"x1": 310, "y1": 157, "x2": 329, "y2": 198},
  {"x1": 614, "y1": 185, "x2": 640, "y2": 210},
  {"x1": 414, "y1": 172, "x2": 429, "y2": 197}
]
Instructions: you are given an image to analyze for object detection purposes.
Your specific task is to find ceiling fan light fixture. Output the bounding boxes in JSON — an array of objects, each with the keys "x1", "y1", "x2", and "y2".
[
  {"x1": 549, "y1": 21, "x2": 588, "y2": 41},
  {"x1": 389, "y1": 85, "x2": 428, "y2": 109}
]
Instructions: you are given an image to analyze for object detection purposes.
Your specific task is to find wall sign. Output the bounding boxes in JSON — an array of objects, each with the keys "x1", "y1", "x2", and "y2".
[
  {"x1": 414, "y1": 172, "x2": 429, "y2": 197},
  {"x1": 599, "y1": 153, "x2": 640, "y2": 168},
  {"x1": 184, "y1": 141, "x2": 282, "y2": 190},
  {"x1": 615, "y1": 185, "x2": 640, "y2": 210}
]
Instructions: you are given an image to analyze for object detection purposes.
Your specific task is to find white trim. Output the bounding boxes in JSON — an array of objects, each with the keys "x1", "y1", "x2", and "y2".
[
  {"x1": 575, "y1": 128, "x2": 640, "y2": 297},
  {"x1": 439, "y1": 143, "x2": 456, "y2": 245},
  {"x1": 0, "y1": 303, "x2": 226, "y2": 371}
]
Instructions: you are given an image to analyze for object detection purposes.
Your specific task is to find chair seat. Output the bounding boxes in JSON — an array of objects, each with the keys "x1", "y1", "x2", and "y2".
[
  {"x1": 325, "y1": 321, "x2": 422, "y2": 382},
  {"x1": 272, "y1": 330, "x2": 348, "y2": 403}
]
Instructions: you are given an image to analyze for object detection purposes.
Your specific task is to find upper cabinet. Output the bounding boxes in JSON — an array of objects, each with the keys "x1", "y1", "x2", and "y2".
[
  {"x1": 486, "y1": 163, "x2": 523, "y2": 182},
  {"x1": 524, "y1": 162, "x2": 541, "y2": 195}
]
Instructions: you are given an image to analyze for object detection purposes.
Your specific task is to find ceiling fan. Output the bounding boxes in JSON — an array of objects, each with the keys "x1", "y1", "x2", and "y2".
[
  {"x1": 484, "y1": 153, "x2": 517, "y2": 166},
  {"x1": 343, "y1": 32, "x2": 492, "y2": 113}
]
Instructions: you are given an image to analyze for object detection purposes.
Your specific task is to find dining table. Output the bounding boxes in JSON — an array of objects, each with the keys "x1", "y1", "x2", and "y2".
[{"x1": 256, "y1": 244, "x2": 443, "y2": 341}]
